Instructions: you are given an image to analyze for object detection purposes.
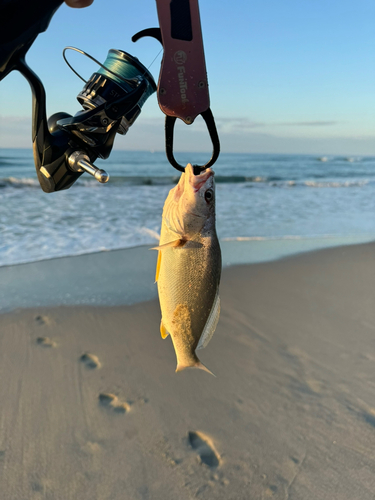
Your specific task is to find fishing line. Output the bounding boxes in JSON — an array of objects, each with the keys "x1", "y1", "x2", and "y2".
[
  {"x1": 63, "y1": 46, "x2": 123, "y2": 84},
  {"x1": 62, "y1": 47, "x2": 156, "y2": 91},
  {"x1": 62, "y1": 46, "x2": 157, "y2": 114},
  {"x1": 147, "y1": 48, "x2": 163, "y2": 71}
]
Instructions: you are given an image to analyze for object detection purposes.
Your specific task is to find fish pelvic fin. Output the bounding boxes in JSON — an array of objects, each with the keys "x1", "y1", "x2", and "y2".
[
  {"x1": 176, "y1": 360, "x2": 216, "y2": 377},
  {"x1": 160, "y1": 320, "x2": 169, "y2": 339}
]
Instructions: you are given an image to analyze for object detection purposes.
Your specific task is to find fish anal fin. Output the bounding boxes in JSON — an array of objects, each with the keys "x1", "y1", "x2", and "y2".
[
  {"x1": 152, "y1": 239, "x2": 186, "y2": 251},
  {"x1": 160, "y1": 320, "x2": 169, "y2": 339},
  {"x1": 197, "y1": 293, "x2": 221, "y2": 350}
]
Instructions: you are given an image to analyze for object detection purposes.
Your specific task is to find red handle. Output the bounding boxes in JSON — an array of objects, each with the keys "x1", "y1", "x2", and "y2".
[{"x1": 155, "y1": 0, "x2": 210, "y2": 124}]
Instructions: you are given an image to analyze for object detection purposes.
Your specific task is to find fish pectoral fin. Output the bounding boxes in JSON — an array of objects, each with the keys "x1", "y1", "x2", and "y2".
[
  {"x1": 160, "y1": 320, "x2": 169, "y2": 339},
  {"x1": 155, "y1": 250, "x2": 162, "y2": 282},
  {"x1": 151, "y1": 239, "x2": 187, "y2": 251}
]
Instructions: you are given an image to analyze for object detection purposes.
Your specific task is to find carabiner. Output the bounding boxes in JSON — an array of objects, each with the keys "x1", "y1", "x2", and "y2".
[{"x1": 165, "y1": 108, "x2": 220, "y2": 173}]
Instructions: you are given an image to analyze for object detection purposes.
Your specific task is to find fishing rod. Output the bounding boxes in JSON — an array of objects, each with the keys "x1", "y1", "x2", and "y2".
[{"x1": 0, "y1": 0, "x2": 220, "y2": 192}]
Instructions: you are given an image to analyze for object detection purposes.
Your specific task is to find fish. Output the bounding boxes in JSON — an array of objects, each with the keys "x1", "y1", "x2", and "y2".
[{"x1": 154, "y1": 163, "x2": 222, "y2": 375}]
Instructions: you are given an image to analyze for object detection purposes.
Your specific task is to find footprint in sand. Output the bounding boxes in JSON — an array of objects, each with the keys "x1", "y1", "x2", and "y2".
[
  {"x1": 80, "y1": 353, "x2": 101, "y2": 369},
  {"x1": 36, "y1": 337, "x2": 56, "y2": 348},
  {"x1": 35, "y1": 315, "x2": 50, "y2": 326},
  {"x1": 188, "y1": 431, "x2": 221, "y2": 468},
  {"x1": 98, "y1": 393, "x2": 130, "y2": 414}
]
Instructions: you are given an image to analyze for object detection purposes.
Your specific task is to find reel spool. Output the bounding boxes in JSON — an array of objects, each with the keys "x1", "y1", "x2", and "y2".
[{"x1": 69, "y1": 48, "x2": 156, "y2": 136}]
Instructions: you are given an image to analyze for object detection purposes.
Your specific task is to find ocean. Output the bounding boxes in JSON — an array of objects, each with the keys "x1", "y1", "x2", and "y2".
[{"x1": 1, "y1": 148, "x2": 375, "y2": 267}]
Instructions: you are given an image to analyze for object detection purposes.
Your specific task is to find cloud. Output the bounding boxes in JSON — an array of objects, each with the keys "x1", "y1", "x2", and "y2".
[
  {"x1": 275, "y1": 121, "x2": 338, "y2": 127},
  {"x1": 210, "y1": 118, "x2": 339, "y2": 134},
  {"x1": 1, "y1": 114, "x2": 374, "y2": 156},
  {"x1": 215, "y1": 117, "x2": 265, "y2": 133}
]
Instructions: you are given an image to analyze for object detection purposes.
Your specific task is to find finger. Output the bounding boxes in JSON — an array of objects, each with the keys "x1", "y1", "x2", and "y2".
[{"x1": 65, "y1": 0, "x2": 94, "y2": 8}]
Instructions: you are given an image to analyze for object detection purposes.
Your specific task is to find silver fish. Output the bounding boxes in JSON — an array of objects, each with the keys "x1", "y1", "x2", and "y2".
[{"x1": 154, "y1": 163, "x2": 221, "y2": 374}]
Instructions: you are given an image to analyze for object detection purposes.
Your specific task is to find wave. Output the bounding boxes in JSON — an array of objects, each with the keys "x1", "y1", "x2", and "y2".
[
  {"x1": 0, "y1": 161, "x2": 16, "y2": 167},
  {"x1": 222, "y1": 234, "x2": 366, "y2": 242},
  {"x1": 0, "y1": 177, "x2": 40, "y2": 188},
  {"x1": 0, "y1": 175, "x2": 280, "y2": 188},
  {"x1": 304, "y1": 180, "x2": 369, "y2": 188},
  {"x1": 0, "y1": 175, "x2": 373, "y2": 190},
  {"x1": 97, "y1": 175, "x2": 284, "y2": 185},
  {"x1": 315, "y1": 156, "x2": 371, "y2": 163}
]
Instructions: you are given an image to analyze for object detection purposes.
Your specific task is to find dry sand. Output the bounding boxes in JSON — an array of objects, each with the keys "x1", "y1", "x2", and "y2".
[{"x1": 0, "y1": 242, "x2": 375, "y2": 499}]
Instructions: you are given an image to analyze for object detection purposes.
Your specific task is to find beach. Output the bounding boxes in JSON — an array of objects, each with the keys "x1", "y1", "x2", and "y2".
[{"x1": 0, "y1": 241, "x2": 374, "y2": 499}]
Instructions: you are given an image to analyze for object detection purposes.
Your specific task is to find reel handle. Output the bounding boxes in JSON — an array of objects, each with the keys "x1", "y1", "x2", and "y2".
[{"x1": 68, "y1": 152, "x2": 109, "y2": 184}]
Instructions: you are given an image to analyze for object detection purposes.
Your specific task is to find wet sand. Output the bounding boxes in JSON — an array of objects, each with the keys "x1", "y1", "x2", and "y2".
[{"x1": 0, "y1": 242, "x2": 374, "y2": 499}]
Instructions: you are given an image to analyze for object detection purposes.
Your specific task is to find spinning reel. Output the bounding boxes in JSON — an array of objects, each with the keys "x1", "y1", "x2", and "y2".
[{"x1": 17, "y1": 47, "x2": 156, "y2": 192}]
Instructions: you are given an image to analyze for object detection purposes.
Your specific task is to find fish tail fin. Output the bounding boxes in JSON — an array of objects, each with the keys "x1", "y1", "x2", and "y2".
[{"x1": 175, "y1": 360, "x2": 216, "y2": 377}]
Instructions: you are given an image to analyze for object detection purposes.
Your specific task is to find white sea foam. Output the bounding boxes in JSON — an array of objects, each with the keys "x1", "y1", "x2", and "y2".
[
  {"x1": 304, "y1": 180, "x2": 369, "y2": 188},
  {"x1": 0, "y1": 177, "x2": 40, "y2": 188},
  {"x1": 222, "y1": 234, "x2": 337, "y2": 241},
  {"x1": 1, "y1": 149, "x2": 375, "y2": 267}
]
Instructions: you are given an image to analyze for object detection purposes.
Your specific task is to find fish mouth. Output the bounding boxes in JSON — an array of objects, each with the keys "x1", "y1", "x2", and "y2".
[
  {"x1": 173, "y1": 165, "x2": 214, "y2": 201},
  {"x1": 185, "y1": 164, "x2": 214, "y2": 192}
]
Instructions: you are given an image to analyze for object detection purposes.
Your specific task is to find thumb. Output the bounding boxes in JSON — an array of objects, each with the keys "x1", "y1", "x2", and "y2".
[{"x1": 65, "y1": 0, "x2": 94, "y2": 8}]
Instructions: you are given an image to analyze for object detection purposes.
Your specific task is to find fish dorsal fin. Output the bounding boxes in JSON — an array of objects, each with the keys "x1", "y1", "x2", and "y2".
[
  {"x1": 155, "y1": 250, "x2": 162, "y2": 282},
  {"x1": 160, "y1": 320, "x2": 169, "y2": 339},
  {"x1": 197, "y1": 292, "x2": 221, "y2": 350}
]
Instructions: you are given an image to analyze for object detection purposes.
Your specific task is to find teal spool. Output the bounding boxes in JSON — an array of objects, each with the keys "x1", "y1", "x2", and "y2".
[{"x1": 97, "y1": 49, "x2": 157, "y2": 108}]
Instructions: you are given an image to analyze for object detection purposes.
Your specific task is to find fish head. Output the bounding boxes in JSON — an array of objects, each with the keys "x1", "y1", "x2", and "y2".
[{"x1": 163, "y1": 164, "x2": 216, "y2": 238}]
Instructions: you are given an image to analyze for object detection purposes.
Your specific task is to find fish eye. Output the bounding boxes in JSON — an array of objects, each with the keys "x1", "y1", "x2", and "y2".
[{"x1": 204, "y1": 189, "x2": 214, "y2": 203}]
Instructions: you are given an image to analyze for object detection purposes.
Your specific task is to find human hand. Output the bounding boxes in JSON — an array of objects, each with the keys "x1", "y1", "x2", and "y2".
[{"x1": 65, "y1": 0, "x2": 94, "y2": 8}]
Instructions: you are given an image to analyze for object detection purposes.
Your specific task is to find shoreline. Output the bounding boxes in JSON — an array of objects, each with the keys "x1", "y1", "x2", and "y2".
[
  {"x1": 1, "y1": 232, "x2": 374, "y2": 271},
  {"x1": 0, "y1": 234, "x2": 374, "y2": 314}
]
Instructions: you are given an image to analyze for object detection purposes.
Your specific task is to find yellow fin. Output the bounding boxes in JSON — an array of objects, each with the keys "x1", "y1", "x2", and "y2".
[
  {"x1": 151, "y1": 239, "x2": 186, "y2": 250},
  {"x1": 155, "y1": 250, "x2": 161, "y2": 283},
  {"x1": 160, "y1": 320, "x2": 169, "y2": 339}
]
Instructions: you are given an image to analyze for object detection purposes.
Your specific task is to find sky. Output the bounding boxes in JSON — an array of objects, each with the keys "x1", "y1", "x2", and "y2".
[{"x1": 1, "y1": 0, "x2": 375, "y2": 155}]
